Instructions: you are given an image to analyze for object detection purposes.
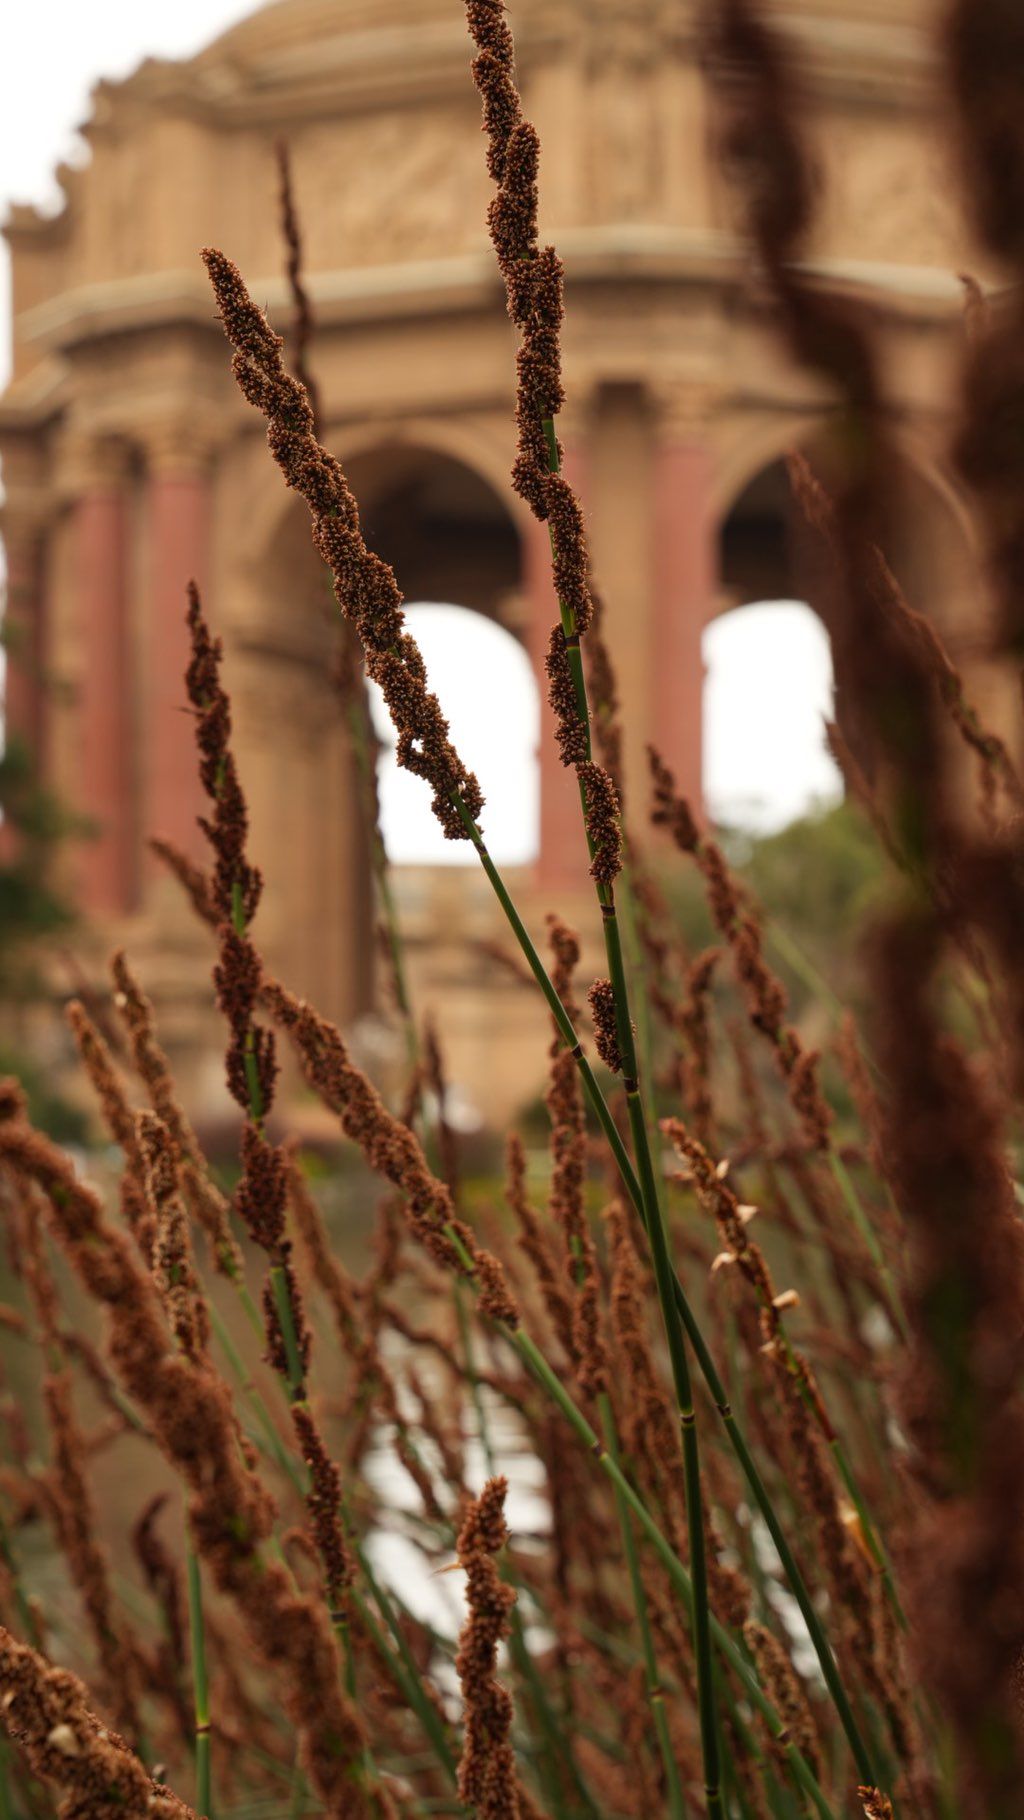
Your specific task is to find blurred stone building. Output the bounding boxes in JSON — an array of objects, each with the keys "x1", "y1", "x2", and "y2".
[{"x1": 0, "y1": 0, "x2": 994, "y2": 1125}]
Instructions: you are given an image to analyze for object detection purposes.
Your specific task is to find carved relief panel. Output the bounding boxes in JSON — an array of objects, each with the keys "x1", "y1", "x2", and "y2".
[{"x1": 294, "y1": 109, "x2": 488, "y2": 267}]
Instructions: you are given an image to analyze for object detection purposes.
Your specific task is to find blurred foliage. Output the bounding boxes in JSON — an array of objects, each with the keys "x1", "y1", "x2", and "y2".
[
  {"x1": 0, "y1": 736, "x2": 79, "y2": 995},
  {"x1": 0, "y1": 728, "x2": 89, "y2": 1138},
  {"x1": 0, "y1": 1045, "x2": 88, "y2": 1146},
  {"x1": 660, "y1": 797, "x2": 886, "y2": 1016}
]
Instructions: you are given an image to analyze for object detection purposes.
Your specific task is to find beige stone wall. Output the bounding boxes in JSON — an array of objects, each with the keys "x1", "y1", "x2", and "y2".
[{"x1": 0, "y1": 0, "x2": 1003, "y2": 1126}]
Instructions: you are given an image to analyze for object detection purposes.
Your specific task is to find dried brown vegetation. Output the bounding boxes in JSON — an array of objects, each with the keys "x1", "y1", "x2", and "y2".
[{"x1": 2, "y1": 3, "x2": 1024, "y2": 1818}]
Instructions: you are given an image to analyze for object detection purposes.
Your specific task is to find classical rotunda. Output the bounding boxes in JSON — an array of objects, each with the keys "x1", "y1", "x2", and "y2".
[{"x1": 0, "y1": 0, "x2": 993, "y2": 1121}]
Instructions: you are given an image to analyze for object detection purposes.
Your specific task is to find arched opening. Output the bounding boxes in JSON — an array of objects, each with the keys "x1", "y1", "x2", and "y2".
[
  {"x1": 345, "y1": 442, "x2": 537, "y2": 868},
  {"x1": 236, "y1": 439, "x2": 535, "y2": 1032},
  {"x1": 711, "y1": 445, "x2": 978, "y2": 832},
  {"x1": 712, "y1": 456, "x2": 841, "y2": 831},
  {"x1": 703, "y1": 601, "x2": 841, "y2": 832},
  {"x1": 368, "y1": 604, "x2": 539, "y2": 866}
]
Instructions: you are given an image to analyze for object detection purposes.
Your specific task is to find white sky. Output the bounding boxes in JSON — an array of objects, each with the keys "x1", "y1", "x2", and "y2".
[
  {"x1": 0, "y1": 2, "x2": 256, "y2": 387},
  {"x1": 369, "y1": 606, "x2": 540, "y2": 866},
  {"x1": 1, "y1": 9, "x2": 840, "y2": 842},
  {"x1": 703, "y1": 600, "x2": 842, "y2": 831}
]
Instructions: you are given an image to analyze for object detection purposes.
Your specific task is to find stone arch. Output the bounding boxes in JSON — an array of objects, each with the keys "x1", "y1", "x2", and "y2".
[
  {"x1": 716, "y1": 431, "x2": 978, "y2": 643},
  {"x1": 705, "y1": 429, "x2": 983, "y2": 827},
  {"x1": 225, "y1": 434, "x2": 540, "y2": 1023}
]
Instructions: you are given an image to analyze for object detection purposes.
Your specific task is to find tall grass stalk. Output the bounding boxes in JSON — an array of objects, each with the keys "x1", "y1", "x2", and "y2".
[
  {"x1": 451, "y1": 790, "x2": 876, "y2": 1786},
  {"x1": 187, "y1": 1548, "x2": 212, "y2": 1817}
]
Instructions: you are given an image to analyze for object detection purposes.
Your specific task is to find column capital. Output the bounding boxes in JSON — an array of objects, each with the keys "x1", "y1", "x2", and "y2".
[
  {"x1": 651, "y1": 379, "x2": 724, "y2": 443},
  {"x1": 53, "y1": 428, "x2": 134, "y2": 502},
  {"x1": 139, "y1": 413, "x2": 224, "y2": 479}
]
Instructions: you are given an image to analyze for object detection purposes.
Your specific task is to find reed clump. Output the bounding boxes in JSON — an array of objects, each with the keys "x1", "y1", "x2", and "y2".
[{"x1": 3, "y1": 2, "x2": 1024, "y2": 1817}]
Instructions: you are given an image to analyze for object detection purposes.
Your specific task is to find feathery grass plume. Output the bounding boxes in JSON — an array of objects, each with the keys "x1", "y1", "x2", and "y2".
[
  {"x1": 133, "y1": 1494, "x2": 186, "y2": 1676},
  {"x1": 542, "y1": 918, "x2": 607, "y2": 1395},
  {"x1": 149, "y1": 838, "x2": 219, "y2": 930},
  {"x1": 789, "y1": 449, "x2": 1024, "y2": 828},
  {"x1": 136, "y1": 1112, "x2": 208, "y2": 1365},
  {"x1": 0, "y1": 1623, "x2": 194, "y2": 1820},
  {"x1": 664, "y1": 1121, "x2": 924, "y2": 1774},
  {"x1": 662, "y1": 1120, "x2": 805, "y2": 1366},
  {"x1": 504, "y1": 1133, "x2": 575, "y2": 1363},
  {"x1": 110, "y1": 949, "x2": 242, "y2": 1282},
  {"x1": 17, "y1": 1193, "x2": 143, "y2": 1745},
  {"x1": 648, "y1": 745, "x2": 832, "y2": 1151},
  {"x1": 274, "y1": 139, "x2": 321, "y2": 433},
  {"x1": 586, "y1": 979, "x2": 623, "y2": 1079},
  {"x1": 679, "y1": 950, "x2": 720, "y2": 1149},
  {"x1": 0, "y1": 1109, "x2": 389, "y2": 1818},
  {"x1": 872, "y1": 908, "x2": 1024, "y2": 1809},
  {"x1": 583, "y1": 590, "x2": 625, "y2": 808},
  {"x1": 606, "y1": 1203, "x2": 760, "y2": 1641},
  {"x1": 201, "y1": 249, "x2": 483, "y2": 842},
  {"x1": 465, "y1": 0, "x2": 626, "y2": 893},
  {"x1": 713, "y1": 3, "x2": 1024, "y2": 1801},
  {"x1": 742, "y1": 1621, "x2": 821, "y2": 1785},
  {"x1": 858, "y1": 1793, "x2": 894, "y2": 1820},
  {"x1": 605, "y1": 1201, "x2": 689, "y2": 1553},
  {"x1": 285, "y1": 1151, "x2": 442, "y2": 1519},
  {"x1": 184, "y1": 592, "x2": 373, "y2": 1663},
  {"x1": 273, "y1": 135, "x2": 408, "y2": 1057},
  {"x1": 65, "y1": 1001, "x2": 154, "y2": 1256},
  {"x1": 184, "y1": 584, "x2": 311, "y2": 1387},
  {"x1": 454, "y1": 1477, "x2": 519, "y2": 1820},
  {"x1": 263, "y1": 979, "x2": 518, "y2": 1325}
]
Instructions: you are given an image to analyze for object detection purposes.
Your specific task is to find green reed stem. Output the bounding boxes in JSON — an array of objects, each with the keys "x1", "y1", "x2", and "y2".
[
  {"x1": 343, "y1": 680, "x2": 421, "y2": 1084},
  {"x1": 448, "y1": 789, "x2": 877, "y2": 1789},
  {"x1": 454, "y1": 1278, "x2": 596, "y2": 1820},
  {"x1": 440, "y1": 1218, "x2": 835, "y2": 1814},
  {"x1": 207, "y1": 1302, "x2": 306, "y2": 1497},
  {"x1": 210, "y1": 1228, "x2": 458, "y2": 1795},
  {"x1": 350, "y1": 1555, "x2": 459, "y2": 1786},
  {"x1": 828, "y1": 1150, "x2": 907, "y2": 1342},
  {"x1": 598, "y1": 1392, "x2": 687, "y2": 1819},
  {"x1": 507, "y1": 1326, "x2": 838, "y2": 1820},
  {"x1": 187, "y1": 1548, "x2": 213, "y2": 1817},
  {"x1": 830, "y1": 1437, "x2": 906, "y2": 1629}
]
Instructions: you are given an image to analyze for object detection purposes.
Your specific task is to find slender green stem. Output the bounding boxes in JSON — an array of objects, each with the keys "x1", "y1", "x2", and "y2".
[
  {"x1": 830, "y1": 1437, "x2": 906, "y2": 1629},
  {"x1": 440, "y1": 1219, "x2": 837, "y2": 1814},
  {"x1": 455, "y1": 1279, "x2": 596, "y2": 1819},
  {"x1": 828, "y1": 1151, "x2": 907, "y2": 1342},
  {"x1": 510, "y1": 1329, "x2": 839, "y2": 1820},
  {"x1": 187, "y1": 1548, "x2": 213, "y2": 1818},
  {"x1": 448, "y1": 790, "x2": 877, "y2": 1787},
  {"x1": 599, "y1": 1393, "x2": 687, "y2": 1818}
]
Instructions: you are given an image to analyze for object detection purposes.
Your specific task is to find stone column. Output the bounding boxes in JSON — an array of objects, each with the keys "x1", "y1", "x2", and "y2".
[
  {"x1": 1, "y1": 512, "x2": 46, "y2": 764},
  {"x1": 68, "y1": 436, "x2": 136, "y2": 916},
  {"x1": 143, "y1": 424, "x2": 215, "y2": 869},
  {"x1": 651, "y1": 385, "x2": 719, "y2": 816},
  {"x1": 528, "y1": 410, "x2": 593, "y2": 894}
]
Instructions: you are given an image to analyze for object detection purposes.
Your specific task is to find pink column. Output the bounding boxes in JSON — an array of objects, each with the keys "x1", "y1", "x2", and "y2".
[
  {"x1": 145, "y1": 435, "x2": 212, "y2": 866},
  {"x1": 652, "y1": 421, "x2": 716, "y2": 816},
  {"x1": 1, "y1": 523, "x2": 45, "y2": 761},
  {"x1": 75, "y1": 455, "x2": 134, "y2": 915},
  {"x1": 528, "y1": 432, "x2": 593, "y2": 895}
]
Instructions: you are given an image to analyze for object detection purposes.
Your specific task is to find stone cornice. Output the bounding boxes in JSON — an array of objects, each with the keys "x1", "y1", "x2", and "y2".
[{"x1": 10, "y1": 232, "x2": 967, "y2": 361}]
